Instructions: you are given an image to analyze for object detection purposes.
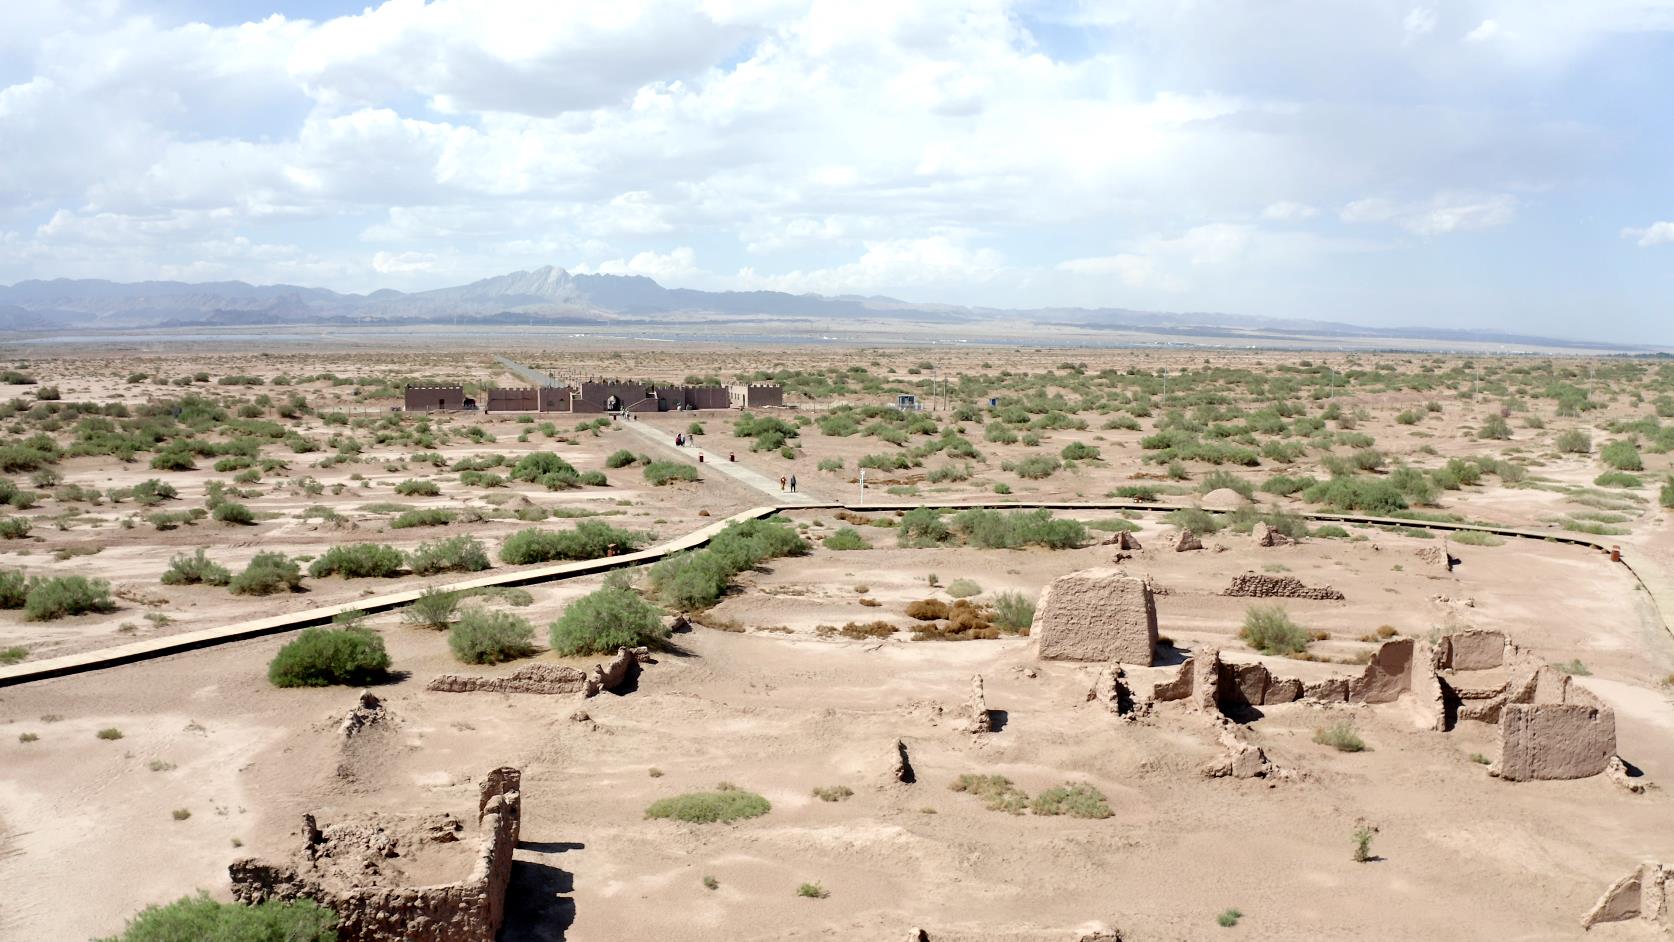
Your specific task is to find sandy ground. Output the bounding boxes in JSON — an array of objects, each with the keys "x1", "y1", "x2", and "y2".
[{"x1": 0, "y1": 344, "x2": 1672, "y2": 940}]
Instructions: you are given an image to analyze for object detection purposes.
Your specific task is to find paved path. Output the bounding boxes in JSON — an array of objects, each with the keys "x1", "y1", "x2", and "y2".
[
  {"x1": 616, "y1": 417, "x2": 819, "y2": 505},
  {"x1": 493, "y1": 354, "x2": 561, "y2": 387},
  {"x1": 0, "y1": 496, "x2": 1663, "y2": 688}
]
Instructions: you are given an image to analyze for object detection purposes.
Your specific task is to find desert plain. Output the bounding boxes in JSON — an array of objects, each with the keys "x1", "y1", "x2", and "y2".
[{"x1": 1, "y1": 334, "x2": 1672, "y2": 941}]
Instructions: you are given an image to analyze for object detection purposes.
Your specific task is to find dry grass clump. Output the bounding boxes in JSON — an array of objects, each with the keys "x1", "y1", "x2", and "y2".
[
  {"x1": 905, "y1": 598, "x2": 949, "y2": 620},
  {"x1": 1313, "y1": 720, "x2": 1368, "y2": 752},
  {"x1": 815, "y1": 621, "x2": 898, "y2": 640},
  {"x1": 912, "y1": 599, "x2": 1000, "y2": 640},
  {"x1": 949, "y1": 774, "x2": 1030, "y2": 814},
  {"x1": 811, "y1": 785, "x2": 854, "y2": 802}
]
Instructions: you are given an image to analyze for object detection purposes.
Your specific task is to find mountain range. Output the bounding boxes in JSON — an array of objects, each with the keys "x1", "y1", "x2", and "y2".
[{"x1": 0, "y1": 266, "x2": 1642, "y2": 351}]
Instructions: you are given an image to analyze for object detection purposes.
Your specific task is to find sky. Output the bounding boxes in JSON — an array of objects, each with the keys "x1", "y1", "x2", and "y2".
[{"x1": 1, "y1": 1, "x2": 1671, "y2": 341}]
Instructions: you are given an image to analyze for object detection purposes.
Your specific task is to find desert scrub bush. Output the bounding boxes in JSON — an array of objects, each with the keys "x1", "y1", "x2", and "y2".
[
  {"x1": 149, "y1": 447, "x2": 196, "y2": 471},
  {"x1": 0, "y1": 645, "x2": 26, "y2": 665},
  {"x1": 1450, "y1": 530, "x2": 1502, "y2": 547},
  {"x1": 925, "y1": 462, "x2": 973, "y2": 483},
  {"x1": 1478, "y1": 413, "x2": 1512, "y2": 440},
  {"x1": 24, "y1": 576, "x2": 115, "y2": 620},
  {"x1": 1312, "y1": 524, "x2": 1351, "y2": 539},
  {"x1": 308, "y1": 543, "x2": 404, "y2": 579},
  {"x1": 897, "y1": 506, "x2": 951, "y2": 546},
  {"x1": 822, "y1": 527, "x2": 871, "y2": 551},
  {"x1": 1352, "y1": 823, "x2": 1377, "y2": 862},
  {"x1": 407, "y1": 535, "x2": 490, "y2": 575},
  {"x1": 1593, "y1": 471, "x2": 1641, "y2": 489},
  {"x1": 1031, "y1": 782, "x2": 1112, "y2": 819},
  {"x1": 550, "y1": 579, "x2": 667, "y2": 655},
  {"x1": 1216, "y1": 908, "x2": 1243, "y2": 928},
  {"x1": 230, "y1": 552, "x2": 303, "y2": 595},
  {"x1": 945, "y1": 578, "x2": 982, "y2": 598},
  {"x1": 0, "y1": 569, "x2": 25, "y2": 609},
  {"x1": 161, "y1": 549, "x2": 231, "y2": 586},
  {"x1": 0, "y1": 516, "x2": 30, "y2": 539},
  {"x1": 1313, "y1": 720, "x2": 1367, "y2": 752},
  {"x1": 1110, "y1": 484, "x2": 1161, "y2": 502},
  {"x1": 1554, "y1": 429, "x2": 1592, "y2": 454},
  {"x1": 500, "y1": 521, "x2": 641, "y2": 565},
  {"x1": 1662, "y1": 476, "x2": 1674, "y2": 510},
  {"x1": 1238, "y1": 605, "x2": 1310, "y2": 656},
  {"x1": 816, "y1": 457, "x2": 843, "y2": 471},
  {"x1": 391, "y1": 508, "x2": 455, "y2": 528},
  {"x1": 645, "y1": 785, "x2": 771, "y2": 823},
  {"x1": 812, "y1": 785, "x2": 854, "y2": 802},
  {"x1": 1302, "y1": 476, "x2": 1408, "y2": 515},
  {"x1": 267, "y1": 626, "x2": 390, "y2": 687},
  {"x1": 1552, "y1": 658, "x2": 1591, "y2": 676},
  {"x1": 211, "y1": 501, "x2": 254, "y2": 525},
  {"x1": 605, "y1": 449, "x2": 637, "y2": 469},
  {"x1": 1002, "y1": 455, "x2": 1062, "y2": 479},
  {"x1": 1165, "y1": 507, "x2": 1223, "y2": 534},
  {"x1": 95, "y1": 891, "x2": 339, "y2": 942},
  {"x1": 403, "y1": 587, "x2": 462, "y2": 629},
  {"x1": 1060, "y1": 441, "x2": 1101, "y2": 461},
  {"x1": 1601, "y1": 440, "x2": 1644, "y2": 471},
  {"x1": 989, "y1": 591, "x2": 1036, "y2": 633},
  {"x1": 96, "y1": 727, "x2": 124, "y2": 740},
  {"x1": 948, "y1": 774, "x2": 1030, "y2": 814},
  {"x1": 644, "y1": 460, "x2": 699, "y2": 486},
  {"x1": 393, "y1": 477, "x2": 441, "y2": 497},
  {"x1": 953, "y1": 509, "x2": 1086, "y2": 550},
  {"x1": 449, "y1": 609, "x2": 536, "y2": 664},
  {"x1": 650, "y1": 517, "x2": 808, "y2": 611},
  {"x1": 795, "y1": 882, "x2": 829, "y2": 899}
]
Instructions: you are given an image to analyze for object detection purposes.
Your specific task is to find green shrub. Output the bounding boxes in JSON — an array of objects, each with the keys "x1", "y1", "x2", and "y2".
[
  {"x1": 0, "y1": 516, "x2": 30, "y2": 539},
  {"x1": 1003, "y1": 455, "x2": 1062, "y2": 479},
  {"x1": 644, "y1": 460, "x2": 699, "y2": 485},
  {"x1": 212, "y1": 501, "x2": 254, "y2": 525},
  {"x1": 0, "y1": 569, "x2": 25, "y2": 608},
  {"x1": 1450, "y1": 530, "x2": 1503, "y2": 546},
  {"x1": 402, "y1": 587, "x2": 462, "y2": 630},
  {"x1": 1302, "y1": 476, "x2": 1408, "y2": 515},
  {"x1": 796, "y1": 882, "x2": 829, "y2": 899},
  {"x1": 649, "y1": 518, "x2": 808, "y2": 611},
  {"x1": 96, "y1": 892, "x2": 338, "y2": 942},
  {"x1": 990, "y1": 591, "x2": 1036, "y2": 632},
  {"x1": 645, "y1": 787, "x2": 771, "y2": 823},
  {"x1": 897, "y1": 507, "x2": 951, "y2": 547},
  {"x1": 1238, "y1": 604, "x2": 1310, "y2": 655},
  {"x1": 1060, "y1": 441, "x2": 1101, "y2": 461},
  {"x1": 1312, "y1": 524, "x2": 1351, "y2": 539},
  {"x1": 408, "y1": 535, "x2": 490, "y2": 575},
  {"x1": 550, "y1": 582, "x2": 667, "y2": 655},
  {"x1": 510, "y1": 452, "x2": 578, "y2": 482},
  {"x1": 605, "y1": 449, "x2": 637, "y2": 469},
  {"x1": 1031, "y1": 782, "x2": 1112, "y2": 818},
  {"x1": 1661, "y1": 476, "x2": 1674, "y2": 510},
  {"x1": 945, "y1": 578, "x2": 981, "y2": 598},
  {"x1": 0, "y1": 645, "x2": 26, "y2": 665},
  {"x1": 449, "y1": 609, "x2": 536, "y2": 664},
  {"x1": 230, "y1": 552, "x2": 302, "y2": 595},
  {"x1": 1554, "y1": 429, "x2": 1592, "y2": 454},
  {"x1": 161, "y1": 549, "x2": 231, "y2": 586},
  {"x1": 1601, "y1": 440, "x2": 1644, "y2": 471},
  {"x1": 1217, "y1": 908, "x2": 1243, "y2": 928},
  {"x1": 823, "y1": 527, "x2": 871, "y2": 551},
  {"x1": 309, "y1": 543, "x2": 404, "y2": 579},
  {"x1": 500, "y1": 522, "x2": 641, "y2": 565},
  {"x1": 951, "y1": 508, "x2": 1085, "y2": 549},
  {"x1": 816, "y1": 457, "x2": 843, "y2": 471},
  {"x1": 1165, "y1": 507, "x2": 1222, "y2": 534},
  {"x1": 268, "y1": 626, "x2": 390, "y2": 687},
  {"x1": 394, "y1": 478, "x2": 440, "y2": 497},
  {"x1": 1314, "y1": 720, "x2": 1367, "y2": 752},
  {"x1": 1593, "y1": 471, "x2": 1642, "y2": 489},
  {"x1": 391, "y1": 508, "x2": 455, "y2": 528},
  {"x1": 1110, "y1": 484, "x2": 1161, "y2": 502},
  {"x1": 150, "y1": 448, "x2": 196, "y2": 471},
  {"x1": 24, "y1": 576, "x2": 116, "y2": 621},
  {"x1": 948, "y1": 774, "x2": 1030, "y2": 814},
  {"x1": 1478, "y1": 414, "x2": 1511, "y2": 440}
]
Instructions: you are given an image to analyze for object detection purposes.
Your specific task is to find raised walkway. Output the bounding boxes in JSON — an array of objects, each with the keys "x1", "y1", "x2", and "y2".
[
  {"x1": 617, "y1": 417, "x2": 819, "y2": 505},
  {"x1": 0, "y1": 493, "x2": 1661, "y2": 689}
]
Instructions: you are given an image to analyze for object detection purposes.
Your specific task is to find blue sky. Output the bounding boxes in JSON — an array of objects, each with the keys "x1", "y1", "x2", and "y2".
[{"x1": 0, "y1": 0, "x2": 1670, "y2": 342}]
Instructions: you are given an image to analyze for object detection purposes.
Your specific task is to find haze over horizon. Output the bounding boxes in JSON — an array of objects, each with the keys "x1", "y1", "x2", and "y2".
[{"x1": 3, "y1": 1, "x2": 1672, "y2": 343}]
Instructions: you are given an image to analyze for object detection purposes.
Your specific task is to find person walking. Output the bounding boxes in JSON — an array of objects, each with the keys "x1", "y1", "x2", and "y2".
[
  {"x1": 789, "y1": 473, "x2": 797, "y2": 493},
  {"x1": 779, "y1": 475, "x2": 786, "y2": 491}
]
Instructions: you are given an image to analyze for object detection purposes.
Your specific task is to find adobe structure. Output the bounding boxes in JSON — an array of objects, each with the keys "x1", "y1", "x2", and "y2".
[
  {"x1": 403, "y1": 380, "x2": 782, "y2": 413},
  {"x1": 228, "y1": 767, "x2": 522, "y2": 942}
]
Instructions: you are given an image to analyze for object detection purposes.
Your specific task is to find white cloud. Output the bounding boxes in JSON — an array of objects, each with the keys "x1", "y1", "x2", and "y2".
[
  {"x1": 1621, "y1": 221, "x2": 1674, "y2": 247},
  {"x1": 575, "y1": 247, "x2": 699, "y2": 280},
  {"x1": 1262, "y1": 200, "x2": 1319, "y2": 222},
  {"x1": 736, "y1": 236, "x2": 1005, "y2": 296},
  {"x1": 372, "y1": 250, "x2": 438, "y2": 274},
  {"x1": 1465, "y1": 18, "x2": 1503, "y2": 42},
  {"x1": 1341, "y1": 192, "x2": 1518, "y2": 235},
  {"x1": 1403, "y1": 7, "x2": 1438, "y2": 42}
]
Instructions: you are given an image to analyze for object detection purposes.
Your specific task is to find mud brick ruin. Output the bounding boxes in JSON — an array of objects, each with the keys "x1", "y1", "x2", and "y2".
[{"x1": 229, "y1": 768, "x2": 522, "y2": 942}]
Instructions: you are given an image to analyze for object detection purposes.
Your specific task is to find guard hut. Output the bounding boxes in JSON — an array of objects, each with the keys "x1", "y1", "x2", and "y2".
[
  {"x1": 897, "y1": 393, "x2": 919, "y2": 411},
  {"x1": 405, "y1": 386, "x2": 466, "y2": 412}
]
